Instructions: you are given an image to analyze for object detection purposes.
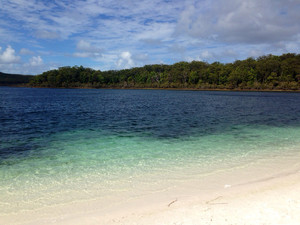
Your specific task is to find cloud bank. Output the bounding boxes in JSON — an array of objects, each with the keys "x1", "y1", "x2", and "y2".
[{"x1": 0, "y1": 0, "x2": 299, "y2": 74}]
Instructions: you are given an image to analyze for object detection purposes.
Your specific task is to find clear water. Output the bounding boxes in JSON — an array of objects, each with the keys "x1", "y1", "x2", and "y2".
[{"x1": 1, "y1": 87, "x2": 300, "y2": 214}]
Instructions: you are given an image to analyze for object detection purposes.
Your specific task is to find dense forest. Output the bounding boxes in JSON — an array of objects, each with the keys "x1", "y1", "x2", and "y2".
[
  {"x1": 29, "y1": 53, "x2": 300, "y2": 90},
  {"x1": 0, "y1": 72, "x2": 33, "y2": 86}
]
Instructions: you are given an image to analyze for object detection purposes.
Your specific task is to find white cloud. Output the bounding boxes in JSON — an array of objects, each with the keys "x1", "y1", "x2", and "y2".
[
  {"x1": 0, "y1": 54, "x2": 52, "y2": 75},
  {"x1": 176, "y1": 0, "x2": 300, "y2": 45},
  {"x1": 133, "y1": 53, "x2": 149, "y2": 62},
  {"x1": 0, "y1": 45, "x2": 21, "y2": 64},
  {"x1": 248, "y1": 49, "x2": 264, "y2": 58},
  {"x1": 73, "y1": 52, "x2": 102, "y2": 59},
  {"x1": 29, "y1": 56, "x2": 43, "y2": 66},
  {"x1": 138, "y1": 23, "x2": 175, "y2": 43},
  {"x1": 0, "y1": 0, "x2": 180, "y2": 41},
  {"x1": 20, "y1": 48, "x2": 34, "y2": 55},
  {"x1": 35, "y1": 30, "x2": 60, "y2": 39},
  {"x1": 200, "y1": 50, "x2": 214, "y2": 61},
  {"x1": 77, "y1": 40, "x2": 92, "y2": 52},
  {"x1": 169, "y1": 44, "x2": 186, "y2": 55},
  {"x1": 73, "y1": 52, "x2": 91, "y2": 58},
  {"x1": 0, "y1": 27, "x2": 21, "y2": 42},
  {"x1": 73, "y1": 40, "x2": 103, "y2": 59},
  {"x1": 117, "y1": 51, "x2": 135, "y2": 69},
  {"x1": 76, "y1": 40, "x2": 102, "y2": 53},
  {"x1": 0, "y1": 44, "x2": 50, "y2": 74}
]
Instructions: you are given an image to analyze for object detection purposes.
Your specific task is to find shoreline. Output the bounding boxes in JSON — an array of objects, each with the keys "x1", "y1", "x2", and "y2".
[
  {"x1": 2, "y1": 149, "x2": 300, "y2": 225},
  {"x1": 2, "y1": 85, "x2": 300, "y2": 93}
]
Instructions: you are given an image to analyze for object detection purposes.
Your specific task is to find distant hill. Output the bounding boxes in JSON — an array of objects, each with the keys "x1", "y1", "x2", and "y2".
[{"x1": 0, "y1": 72, "x2": 34, "y2": 86}]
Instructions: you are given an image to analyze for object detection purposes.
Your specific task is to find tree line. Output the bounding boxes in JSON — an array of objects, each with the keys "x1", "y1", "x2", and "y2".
[
  {"x1": 0, "y1": 72, "x2": 33, "y2": 86},
  {"x1": 29, "y1": 53, "x2": 300, "y2": 90}
]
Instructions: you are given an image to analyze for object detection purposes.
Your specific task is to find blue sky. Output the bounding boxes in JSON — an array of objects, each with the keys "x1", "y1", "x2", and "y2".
[{"x1": 0, "y1": 0, "x2": 300, "y2": 75}]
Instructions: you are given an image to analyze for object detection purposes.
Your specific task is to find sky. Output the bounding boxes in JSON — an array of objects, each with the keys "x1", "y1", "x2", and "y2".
[{"x1": 0, "y1": 0, "x2": 300, "y2": 75}]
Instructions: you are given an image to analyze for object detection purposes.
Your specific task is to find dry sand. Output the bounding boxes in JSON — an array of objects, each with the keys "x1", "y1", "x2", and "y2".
[
  {"x1": 2, "y1": 154, "x2": 300, "y2": 225},
  {"x1": 76, "y1": 170, "x2": 300, "y2": 225},
  {"x1": 2, "y1": 170, "x2": 300, "y2": 225}
]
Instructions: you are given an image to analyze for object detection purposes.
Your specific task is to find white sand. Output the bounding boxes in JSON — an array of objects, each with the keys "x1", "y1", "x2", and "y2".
[
  {"x1": 2, "y1": 154, "x2": 300, "y2": 225},
  {"x1": 66, "y1": 169, "x2": 299, "y2": 225},
  {"x1": 106, "y1": 171, "x2": 300, "y2": 225}
]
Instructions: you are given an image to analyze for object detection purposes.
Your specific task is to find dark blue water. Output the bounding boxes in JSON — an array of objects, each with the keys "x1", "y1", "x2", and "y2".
[{"x1": 1, "y1": 87, "x2": 300, "y2": 159}]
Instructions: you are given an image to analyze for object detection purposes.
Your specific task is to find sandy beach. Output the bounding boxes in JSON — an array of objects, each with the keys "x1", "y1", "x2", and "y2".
[
  {"x1": 2, "y1": 151, "x2": 300, "y2": 225},
  {"x1": 68, "y1": 166, "x2": 300, "y2": 225},
  {"x1": 99, "y1": 171, "x2": 300, "y2": 225}
]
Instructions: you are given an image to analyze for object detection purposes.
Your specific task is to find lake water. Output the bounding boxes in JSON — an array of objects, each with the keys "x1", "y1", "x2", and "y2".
[{"x1": 1, "y1": 87, "x2": 300, "y2": 215}]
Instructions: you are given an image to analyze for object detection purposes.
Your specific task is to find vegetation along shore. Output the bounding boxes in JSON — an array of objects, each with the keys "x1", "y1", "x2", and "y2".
[{"x1": 1, "y1": 53, "x2": 300, "y2": 91}]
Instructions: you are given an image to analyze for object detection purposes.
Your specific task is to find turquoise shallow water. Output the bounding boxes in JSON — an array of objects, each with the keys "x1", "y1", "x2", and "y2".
[{"x1": 1, "y1": 87, "x2": 300, "y2": 214}]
